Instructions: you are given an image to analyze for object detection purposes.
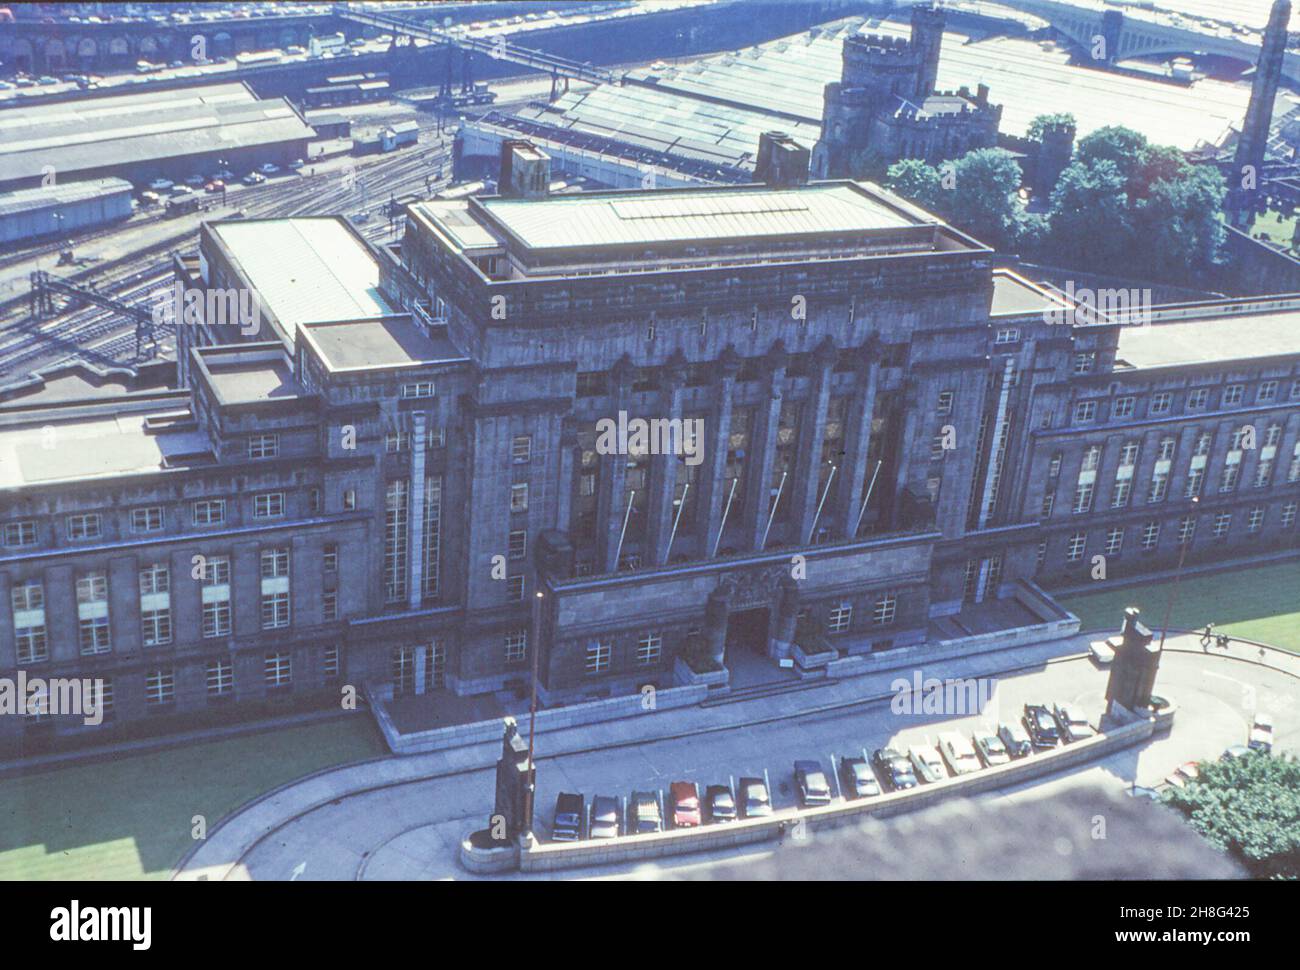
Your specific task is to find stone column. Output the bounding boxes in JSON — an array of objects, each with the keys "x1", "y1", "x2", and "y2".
[
  {"x1": 556, "y1": 422, "x2": 577, "y2": 530},
  {"x1": 745, "y1": 341, "x2": 787, "y2": 551},
  {"x1": 108, "y1": 554, "x2": 140, "y2": 659},
  {"x1": 699, "y1": 346, "x2": 740, "y2": 557},
  {"x1": 891, "y1": 379, "x2": 922, "y2": 528},
  {"x1": 597, "y1": 357, "x2": 633, "y2": 572},
  {"x1": 770, "y1": 575, "x2": 800, "y2": 661},
  {"x1": 703, "y1": 585, "x2": 731, "y2": 667},
  {"x1": 793, "y1": 338, "x2": 837, "y2": 546},
  {"x1": 44, "y1": 564, "x2": 77, "y2": 663},
  {"x1": 836, "y1": 341, "x2": 880, "y2": 538},
  {"x1": 647, "y1": 354, "x2": 687, "y2": 566}
]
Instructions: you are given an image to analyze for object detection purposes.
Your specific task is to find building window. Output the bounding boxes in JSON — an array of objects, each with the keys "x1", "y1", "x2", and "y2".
[
  {"x1": 1073, "y1": 352, "x2": 1095, "y2": 375},
  {"x1": 994, "y1": 327, "x2": 1020, "y2": 344},
  {"x1": 1150, "y1": 392, "x2": 1172, "y2": 415},
  {"x1": 145, "y1": 669, "x2": 175, "y2": 707},
  {"x1": 264, "y1": 652, "x2": 292, "y2": 689},
  {"x1": 202, "y1": 555, "x2": 232, "y2": 638},
  {"x1": 384, "y1": 430, "x2": 410, "y2": 453},
  {"x1": 253, "y1": 492, "x2": 285, "y2": 518},
  {"x1": 66, "y1": 513, "x2": 101, "y2": 541},
  {"x1": 140, "y1": 563, "x2": 172, "y2": 647},
  {"x1": 1282, "y1": 502, "x2": 1297, "y2": 529},
  {"x1": 400, "y1": 381, "x2": 435, "y2": 399},
  {"x1": 1258, "y1": 380, "x2": 1278, "y2": 402},
  {"x1": 873, "y1": 594, "x2": 897, "y2": 626},
  {"x1": 14, "y1": 580, "x2": 48, "y2": 665},
  {"x1": 384, "y1": 480, "x2": 408, "y2": 603},
  {"x1": 1141, "y1": 521, "x2": 1161, "y2": 551},
  {"x1": 1104, "y1": 527, "x2": 1124, "y2": 555},
  {"x1": 1073, "y1": 401, "x2": 1096, "y2": 424},
  {"x1": 2, "y1": 520, "x2": 37, "y2": 547},
  {"x1": 585, "y1": 641, "x2": 612, "y2": 675},
  {"x1": 1112, "y1": 396, "x2": 1135, "y2": 418},
  {"x1": 936, "y1": 390, "x2": 954, "y2": 416},
  {"x1": 130, "y1": 507, "x2": 164, "y2": 533},
  {"x1": 423, "y1": 476, "x2": 441, "y2": 600},
  {"x1": 1291, "y1": 378, "x2": 1300, "y2": 400},
  {"x1": 193, "y1": 499, "x2": 226, "y2": 526},
  {"x1": 260, "y1": 547, "x2": 291, "y2": 630},
  {"x1": 248, "y1": 433, "x2": 279, "y2": 459},
  {"x1": 1212, "y1": 511, "x2": 1232, "y2": 539},
  {"x1": 1072, "y1": 481, "x2": 1094, "y2": 515},
  {"x1": 323, "y1": 645, "x2": 341, "y2": 680},
  {"x1": 507, "y1": 574, "x2": 525, "y2": 601},
  {"x1": 391, "y1": 642, "x2": 445, "y2": 694},
  {"x1": 1187, "y1": 388, "x2": 1209, "y2": 409},
  {"x1": 1040, "y1": 492, "x2": 1055, "y2": 518},
  {"x1": 504, "y1": 630, "x2": 528, "y2": 665},
  {"x1": 1047, "y1": 453, "x2": 1062, "y2": 478},
  {"x1": 322, "y1": 590, "x2": 338, "y2": 621},
  {"x1": 1177, "y1": 515, "x2": 1197, "y2": 546},
  {"x1": 76, "y1": 571, "x2": 110, "y2": 656},
  {"x1": 323, "y1": 543, "x2": 338, "y2": 571},
  {"x1": 206, "y1": 660, "x2": 234, "y2": 698},
  {"x1": 1247, "y1": 507, "x2": 1265, "y2": 533},
  {"x1": 512, "y1": 435, "x2": 532, "y2": 463},
  {"x1": 635, "y1": 632, "x2": 662, "y2": 665},
  {"x1": 1222, "y1": 384, "x2": 1244, "y2": 406},
  {"x1": 827, "y1": 602, "x2": 853, "y2": 633},
  {"x1": 508, "y1": 530, "x2": 527, "y2": 561},
  {"x1": 1219, "y1": 463, "x2": 1240, "y2": 493},
  {"x1": 1035, "y1": 541, "x2": 1047, "y2": 568},
  {"x1": 94, "y1": 678, "x2": 114, "y2": 721},
  {"x1": 309, "y1": 488, "x2": 322, "y2": 513},
  {"x1": 343, "y1": 489, "x2": 357, "y2": 511},
  {"x1": 1066, "y1": 533, "x2": 1086, "y2": 562},
  {"x1": 510, "y1": 483, "x2": 529, "y2": 513}
]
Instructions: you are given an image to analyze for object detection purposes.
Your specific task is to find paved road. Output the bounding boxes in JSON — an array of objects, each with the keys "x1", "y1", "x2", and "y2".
[{"x1": 211, "y1": 638, "x2": 1297, "y2": 881}]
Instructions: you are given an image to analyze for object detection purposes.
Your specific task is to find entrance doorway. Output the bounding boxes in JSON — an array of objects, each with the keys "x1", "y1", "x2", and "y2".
[{"x1": 724, "y1": 606, "x2": 770, "y2": 662}]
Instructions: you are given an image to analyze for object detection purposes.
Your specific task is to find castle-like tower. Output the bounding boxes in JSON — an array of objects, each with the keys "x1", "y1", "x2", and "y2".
[
  {"x1": 1231, "y1": 0, "x2": 1292, "y2": 225},
  {"x1": 811, "y1": 2, "x2": 1000, "y2": 180}
]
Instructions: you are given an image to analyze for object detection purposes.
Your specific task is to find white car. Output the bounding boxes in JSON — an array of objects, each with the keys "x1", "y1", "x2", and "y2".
[
  {"x1": 1053, "y1": 704, "x2": 1096, "y2": 742},
  {"x1": 938, "y1": 732, "x2": 982, "y2": 775},
  {"x1": 1249, "y1": 713, "x2": 1274, "y2": 753},
  {"x1": 908, "y1": 744, "x2": 947, "y2": 784},
  {"x1": 1088, "y1": 638, "x2": 1117, "y2": 664}
]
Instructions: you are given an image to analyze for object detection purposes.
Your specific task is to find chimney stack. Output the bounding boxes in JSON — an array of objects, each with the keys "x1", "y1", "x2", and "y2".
[
  {"x1": 499, "y1": 139, "x2": 551, "y2": 199},
  {"x1": 755, "y1": 131, "x2": 811, "y2": 186}
]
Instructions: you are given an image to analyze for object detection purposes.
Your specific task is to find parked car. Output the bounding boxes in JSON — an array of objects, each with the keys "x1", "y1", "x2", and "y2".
[
  {"x1": 138, "y1": 191, "x2": 163, "y2": 207},
  {"x1": 258, "y1": 162, "x2": 282, "y2": 175},
  {"x1": 794, "y1": 760, "x2": 832, "y2": 807},
  {"x1": 551, "y1": 792, "x2": 583, "y2": 842},
  {"x1": 1053, "y1": 703, "x2": 1096, "y2": 743},
  {"x1": 938, "y1": 732, "x2": 982, "y2": 775},
  {"x1": 872, "y1": 747, "x2": 917, "y2": 791},
  {"x1": 972, "y1": 731, "x2": 1011, "y2": 767},
  {"x1": 242, "y1": 172, "x2": 266, "y2": 185},
  {"x1": 998, "y1": 721, "x2": 1033, "y2": 759},
  {"x1": 204, "y1": 180, "x2": 225, "y2": 193},
  {"x1": 588, "y1": 795, "x2": 620, "y2": 840},
  {"x1": 184, "y1": 174, "x2": 205, "y2": 188},
  {"x1": 705, "y1": 784, "x2": 736, "y2": 824},
  {"x1": 1164, "y1": 762, "x2": 1201, "y2": 789},
  {"x1": 148, "y1": 177, "x2": 174, "y2": 192},
  {"x1": 738, "y1": 777, "x2": 773, "y2": 818},
  {"x1": 909, "y1": 743, "x2": 947, "y2": 784},
  {"x1": 1221, "y1": 744, "x2": 1252, "y2": 762},
  {"x1": 629, "y1": 790, "x2": 663, "y2": 834},
  {"x1": 838, "y1": 755, "x2": 880, "y2": 799},
  {"x1": 289, "y1": 158, "x2": 305, "y2": 171},
  {"x1": 1249, "y1": 713, "x2": 1274, "y2": 753},
  {"x1": 669, "y1": 781, "x2": 701, "y2": 828},
  {"x1": 1023, "y1": 703, "x2": 1061, "y2": 750}
]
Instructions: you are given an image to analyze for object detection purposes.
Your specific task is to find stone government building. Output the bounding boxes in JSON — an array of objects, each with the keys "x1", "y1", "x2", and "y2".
[{"x1": 1, "y1": 145, "x2": 1299, "y2": 750}]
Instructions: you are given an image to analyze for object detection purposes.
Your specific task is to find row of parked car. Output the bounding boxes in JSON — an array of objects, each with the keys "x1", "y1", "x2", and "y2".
[{"x1": 550, "y1": 702, "x2": 1097, "y2": 840}]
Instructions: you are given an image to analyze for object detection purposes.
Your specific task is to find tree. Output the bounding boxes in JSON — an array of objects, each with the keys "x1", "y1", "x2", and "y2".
[
  {"x1": 1164, "y1": 752, "x2": 1300, "y2": 880},
  {"x1": 1076, "y1": 125, "x2": 1150, "y2": 183},
  {"x1": 1046, "y1": 158, "x2": 1133, "y2": 268},
  {"x1": 1135, "y1": 165, "x2": 1228, "y2": 277},
  {"x1": 947, "y1": 149, "x2": 1024, "y2": 249},
  {"x1": 884, "y1": 157, "x2": 944, "y2": 212},
  {"x1": 1027, "y1": 112, "x2": 1076, "y2": 143}
]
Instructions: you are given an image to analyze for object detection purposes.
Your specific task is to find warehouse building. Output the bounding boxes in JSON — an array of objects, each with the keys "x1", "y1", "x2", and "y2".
[
  {"x1": 0, "y1": 82, "x2": 315, "y2": 193},
  {"x1": 0, "y1": 177, "x2": 134, "y2": 246},
  {"x1": 1, "y1": 153, "x2": 1297, "y2": 753}
]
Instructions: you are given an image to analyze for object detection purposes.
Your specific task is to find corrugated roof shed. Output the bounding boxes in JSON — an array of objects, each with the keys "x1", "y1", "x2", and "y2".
[{"x1": 0, "y1": 177, "x2": 134, "y2": 219}]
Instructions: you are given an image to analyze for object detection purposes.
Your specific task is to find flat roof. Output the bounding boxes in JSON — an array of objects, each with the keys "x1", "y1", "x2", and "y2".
[
  {"x1": 0, "y1": 83, "x2": 314, "y2": 185},
  {"x1": 990, "y1": 269, "x2": 1068, "y2": 317},
  {"x1": 203, "y1": 358, "x2": 300, "y2": 405},
  {"x1": 474, "y1": 181, "x2": 918, "y2": 251},
  {"x1": 1114, "y1": 311, "x2": 1300, "y2": 369},
  {"x1": 209, "y1": 217, "x2": 394, "y2": 346},
  {"x1": 300, "y1": 317, "x2": 469, "y2": 372},
  {"x1": 0, "y1": 412, "x2": 208, "y2": 488}
]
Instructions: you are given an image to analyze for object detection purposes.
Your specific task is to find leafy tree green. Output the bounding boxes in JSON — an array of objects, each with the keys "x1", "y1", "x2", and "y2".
[
  {"x1": 1027, "y1": 112, "x2": 1076, "y2": 142},
  {"x1": 1076, "y1": 125, "x2": 1150, "y2": 182},
  {"x1": 884, "y1": 157, "x2": 944, "y2": 213},
  {"x1": 1135, "y1": 165, "x2": 1228, "y2": 278},
  {"x1": 946, "y1": 148, "x2": 1023, "y2": 249},
  {"x1": 1046, "y1": 158, "x2": 1133, "y2": 268},
  {"x1": 1164, "y1": 752, "x2": 1300, "y2": 880}
]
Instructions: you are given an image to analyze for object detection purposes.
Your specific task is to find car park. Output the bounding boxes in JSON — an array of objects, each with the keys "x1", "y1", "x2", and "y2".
[
  {"x1": 998, "y1": 721, "x2": 1033, "y2": 759},
  {"x1": 1023, "y1": 703, "x2": 1061, "y2": 749},
  {"x1": 794, "y1": 760, "x2": 832, "y2": 807},
  {"x1": 669, "y1": 781, "x2": 701, "y2": 828},
  {"x1": 589, "y1": 795, "x2": 620, "y2": 839},
  {"x1": 838, "y1": 755, "x2": 881, "y2": 798},
  {"x1": 872, "y1": 747, "x2": 917, "y2": 791},
  {"x1": 184, "y1": 174, "x2": 205, "y2": 188},
  {"x1": 705, "y1": 784, "x2": 736, "y2": 823},
  {"x1": 938, "y1": 732, "x2": 981, "y2": 775},
  {"x1": 551, "y1": 792, "x2": 583, "y2": 841},
  {"x1": 629, "y1": 790, "x2": 663, "y2": 834},
  {"x1": 1249, "y1": 713, "x2": 1274, "y2": 753},
  {"x1": 738, "y1": 777, "x2": 773, "y2": 818},
  {"x1": 973, "y1": 731, "x2": 1011, "y2": 767},
  {"x1": 909, "y1": 743, "x2": 947, "y2": 783},
  {"x1": 1052, "y1": 704, "x2": 1096, "y2": 743}
]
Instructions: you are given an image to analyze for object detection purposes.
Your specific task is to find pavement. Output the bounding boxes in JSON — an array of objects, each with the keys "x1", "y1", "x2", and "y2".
[{"x1": 173, "y1": 632, "x2": 1299, "y2": 881}]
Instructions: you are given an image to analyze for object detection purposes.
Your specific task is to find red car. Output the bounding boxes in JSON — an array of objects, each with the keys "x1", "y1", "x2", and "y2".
[{"x1": 670, "y1": 780, "x2": 701, "y2": 828}]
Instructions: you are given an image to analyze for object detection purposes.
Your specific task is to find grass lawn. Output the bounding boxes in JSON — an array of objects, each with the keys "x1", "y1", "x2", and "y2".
[
  {"x1": 1252, "y1": 210, "x2": 1299, "y2": 254},
  {"x1": 1055, "y1": 559, "x2": 1300, "y2": 653},
  {"x1": 0, "y1": 717, "x2": 386, "y2": 881}
]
